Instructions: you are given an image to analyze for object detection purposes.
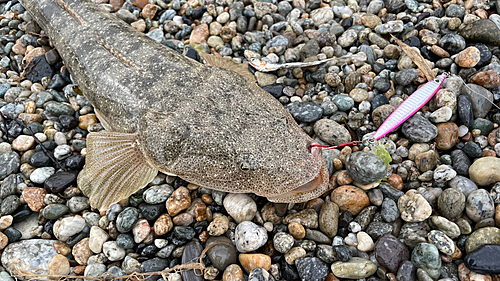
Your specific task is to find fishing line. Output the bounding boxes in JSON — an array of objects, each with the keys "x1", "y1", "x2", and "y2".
[{"x1": 450, "y1": 73, "x2": 500, "y2": 111}]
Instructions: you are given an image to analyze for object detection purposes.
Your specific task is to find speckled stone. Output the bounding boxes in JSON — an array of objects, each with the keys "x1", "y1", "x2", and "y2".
[
  {"x1": 465, "y1": 227, "x2": 500, "y2": 253},
  {"x1": 234, "y1": 221, "x2": 267, "y2": 252},
  {"x1": 427, "y1": 230, "x2": 455, "y2": 255},
  {"x1": 411, "y1": 243, "x2": 441, "y2": 279},
  {"x1": 1, "y1": 239, "x2": 59, "y2": 277},
  {"x1": 460, "y1": 19, "x2": 500, "y2": 45},
  {"x1": 455, "y1": 47, "x2": 481, "y2": 68},
  {"x1": 319, "y1": 200, "x2": 339, "y2": 238},
  {"x1": 295, "y1": 257, "x2": 329, "y2": 281},
  {"x1": 398, "y1": 190, "x2": 432, "y2": 222},
  {"x1": 438, "y1": 188, "x2": 466, "y2": 220},
  {"x1": 466, "y1": 189, "x2": 495, "y2": 222}
]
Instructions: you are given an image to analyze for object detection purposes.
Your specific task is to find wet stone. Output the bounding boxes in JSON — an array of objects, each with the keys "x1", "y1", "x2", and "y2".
[
  {"x1": 345, "y1": 152, "x2": 387, "y2": 184},
  {"x1": 465, "y1": 244, "x2": 500, "y2": 274},
  {"x1": 466, "y1": 227, "x2": 500, "y2": 253},
  {"x1": 397, "y1": 260, "x2": 417, "y2": 281},
  {"x1": 461, "y1": 84, "x2": 493, "y2": 119},
  {"x1": 143, "y1": 184, "x2": 173, "y2": 204},
  {"x1": 451, "y1": 150, "x2": 471, "y2": 176},
  {"x1": 366, "y1": 221, "x2": 393, "y2": 241},
  {"x1": 206, "y1": 236, "x2": 237, "y2": 271},
  {"x1": 24, "y1": 56, "x2": 53, "y2": 83},
  {"x1": 313, "y1": 119, "x2": 351, "y2": 146},
  {"x1": 331, "y1": 185, "x2": 370, "y2": 216},
  {"x1": 0, "y1": 148, "x2": 20, "y2": 181}
]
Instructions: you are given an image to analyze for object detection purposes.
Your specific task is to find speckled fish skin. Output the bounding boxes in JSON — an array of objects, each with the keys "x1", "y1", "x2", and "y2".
[{"x1": 20, "y1": 0, "x2": 329, "y2": 210}]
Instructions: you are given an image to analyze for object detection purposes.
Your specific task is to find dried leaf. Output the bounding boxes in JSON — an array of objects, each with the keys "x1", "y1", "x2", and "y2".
[{"x1": 391, "y1": 34, "x2": 435, "y2": 82}]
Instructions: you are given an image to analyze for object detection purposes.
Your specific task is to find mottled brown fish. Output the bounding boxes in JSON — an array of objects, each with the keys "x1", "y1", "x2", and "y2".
[{"x1": 20, "y1": 0, "x2": 329, "y2": 211}]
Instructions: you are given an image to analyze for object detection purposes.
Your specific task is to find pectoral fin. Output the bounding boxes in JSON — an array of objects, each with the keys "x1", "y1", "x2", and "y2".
[{"x1": 77, "y1": 131, "x2": 158, "y2": 212}]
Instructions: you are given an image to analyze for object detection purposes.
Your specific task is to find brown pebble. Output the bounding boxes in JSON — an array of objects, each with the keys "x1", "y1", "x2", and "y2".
[
  {"x1": 455, "y1": 47, "x2": 481, "y2": 68},
  {"x1": 73, "y1": 265, "x2": 86, "y2": 275},
  {"x1": 194, "y1": 200, "x2": 207, "y2": 222},
  {"x1": 475, "y1": 8, "x2": 488, "y2": 19},
  {"x1": 462, "y1": 132, "x2": 473, "y2": 142},
  {"x1": 53, "y1": 241, "x2": 71, "y2": 256},
  {"x1": 326, "y1": 273, "x2": 340, "y2": 281},
  {"x1": 49, "y1": 254, "x2": 70, "y2": 277},
  {"x1": 469, "y1": 70, "x2": 500, "y2": 89},
  {"x1": 166, "y1": 186, "x2": 191, "y2": 216},
  {"x1": 190, "y1": 23, "x2": 209, "y2": 44},
  {"x1": 336, "y1": 170, "x2": 353, "y2": 186},
  {"x1": 450, "y1": 245, "x2": 462, "y2": 260},
  {"x1": 172, "y1": 212, "x2": 194, "y2": 226},
  {"x1": 72, "y1": 238, "x2": 92, "y2": 265},
  {"x1": 305, "y1": 198, "x2": 324, "y2": 213},
  {"x1": 199, "y1": 230, "x2": 209, "y2": 243},
  {"x1": 222, "y1": 264, "x2": 245, "y2": 281},
  {"x1": 440, "y1": 254, "x2": 452, "y2": 263},
  {"x1": 109, "y1": 0, "x2": 124, "y2": 11},
  {"x1": 386, "y1": 174, "x2": 403, "y2": 190},
  {"x1": 0, "y1": 232, "x2": 8, "y2": 250},
  {"x1": 141, "y1": 4, "x2": 157, "y2": 19},
  {"x1": 21, "y1": 187, "x2": 47, "y2": 212},
  {"x1": 0, "y1": 216, "x2": 13, "y2": 230},
  {"x1": 483, "y1": 150, "x2": 496, "y2": 157},
  {"x1": 201, "y1": 194, "x2": 213, "y2": 205},
  {"x1": 18, "y1": 113, "x2": 43, "y2": 124},
  {"x1": 331, "y1": 185, "x2": 369, "y2": 215},
  {"x1": 78, "y1": 114, "x2": 97, "y2": 130},
  {"x1": 239, "y1": 254, "x2": 271, "y2": 273},
  {"x1": 207, "y1": 215, "x2": 229, "y2": 236},
  {"x1": 11, "y1": 39, "x2": 26, "y2": 55},
  {"x1": 430, "y1": 45, "x2": 450, "y2": 57},
  {"x1": 131, "y1": 19, "x2": 146, "y2": 32},
  {"x1": 288, "y1": 221, "x2": 306, "y2": 239},
  {"x1": 131, "y1": 0, "x2": 148, "y2": 8},
  {"x1": 435, "y1": 122, "x2": 459, "y2": 150},
  {"x1": 22, "y1": 47, "x2": 46, "y2": 67},
  {"x1": 488, "y1": 128, "x2": 498, "y2": 147}
]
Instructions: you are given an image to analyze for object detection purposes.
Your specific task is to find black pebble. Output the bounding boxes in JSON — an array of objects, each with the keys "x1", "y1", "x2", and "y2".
[
  {"x1": 59, "y1": 115, "x2": 78, "y2": 129},
  {"x1": 12, "y1": 204, "x2": 32, "y2": 223},
  {"x1": 25, "y1": 56, "x2": 54, "y2": 84},
  {"x1": 64, "y1": 155, "x2": 85, "y2": 170},
  {"x1": 47, "y1": 74, "x2": 67, "y2": 91},
  {"x1": 30, "y1": 151, "x2": 53, "y2": 167},
  {"x1": 44, "y1": 171, "x2": 77, "y2": 193},
  {"x1": 261, "y1": 83, "x2": 284, "y2": 98}
]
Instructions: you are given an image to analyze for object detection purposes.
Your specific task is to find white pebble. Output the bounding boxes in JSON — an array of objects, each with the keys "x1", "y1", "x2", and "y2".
[
  {"x1": 223, "y1": 193, "x2": 257, "y2": 223},
  {"x1": 356, "y1": 231, "x2": 374, "y2": 252},
  {"x1": 102, "y1": 241, "x2": 126, "y2": 261},
  {"x1": 458, "y1": 125, "x2": 469, "y2": 137},
  {"x1": 234, "y1": 221, "x2": 267, "y2": 252},
  {"x1": 30, "y1": 167, "x2": 55, "y2": 184},
  {"x1": 54, "y1": 145, "x2": 72, "y2": 160},
  {"x1": 54, "y1": 132, "x2": 67, "y2": 145},
  {"x1": 344, "y1": 233, "x2": 358, "y2": 246},
  {"x1": 89, "y1": 226, "x2": 109, "y2": 253},
  {"x1": 34, "y1": 133, "x2": 47, "y2": 142},
  {"x1": 349, "y1": 222, "x2": 362, "y2": 233}
]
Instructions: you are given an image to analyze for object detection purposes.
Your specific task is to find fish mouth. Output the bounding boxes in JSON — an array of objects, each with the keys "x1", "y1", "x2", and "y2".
[{"x1": 266, "y1": 145, "x2": 330, "y2": 203}]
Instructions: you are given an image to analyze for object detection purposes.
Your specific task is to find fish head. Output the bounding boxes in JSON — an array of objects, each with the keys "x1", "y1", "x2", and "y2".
[{"x1": 139, "y1": 106, "x2": 330, "y2": 203}]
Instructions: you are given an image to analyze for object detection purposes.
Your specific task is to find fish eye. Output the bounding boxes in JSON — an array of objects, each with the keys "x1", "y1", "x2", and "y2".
[
  {"x1": 434, "y1": 78, "x2": 440, "y2": 83},
  {"x1": 236, "y1": 153, "x2": 258, "y2": 173}
]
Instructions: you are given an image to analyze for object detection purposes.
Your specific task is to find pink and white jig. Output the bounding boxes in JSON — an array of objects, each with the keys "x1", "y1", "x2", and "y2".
[{"x1": 311, "y1": 73, "x2": 447, "y2": 150}]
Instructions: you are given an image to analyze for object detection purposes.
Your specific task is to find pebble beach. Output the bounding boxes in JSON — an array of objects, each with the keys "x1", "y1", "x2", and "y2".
[{"x1": 0, "y1": 0, "x2": 500, "y2": 280}]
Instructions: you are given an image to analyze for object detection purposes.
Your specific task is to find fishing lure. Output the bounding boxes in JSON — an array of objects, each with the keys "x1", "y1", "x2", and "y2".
[
  {"x1": 311, "y1": 73, "x2": 447, "y2": 150},
  {"x1": 248, "y1": 57, "x2": 334, "y2": 72}
]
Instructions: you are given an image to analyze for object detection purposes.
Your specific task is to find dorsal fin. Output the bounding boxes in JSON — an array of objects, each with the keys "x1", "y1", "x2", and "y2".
[{"x1": 198, "y1": 51, "x2": 257, "y2": 83}]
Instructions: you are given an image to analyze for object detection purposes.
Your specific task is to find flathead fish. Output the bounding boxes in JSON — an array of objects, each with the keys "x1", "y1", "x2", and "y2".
[{"x1": 20, "y1": 0, "x2": 329, "y2": 211}]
